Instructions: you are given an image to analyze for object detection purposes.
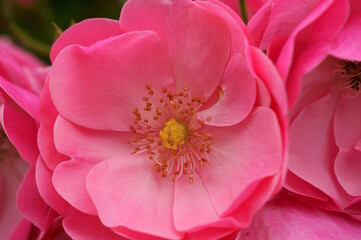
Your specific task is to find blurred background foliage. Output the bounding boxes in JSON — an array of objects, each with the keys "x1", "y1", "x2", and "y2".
[{"x1": 0, "y1": 0, "x2": 127, "y2": 62}]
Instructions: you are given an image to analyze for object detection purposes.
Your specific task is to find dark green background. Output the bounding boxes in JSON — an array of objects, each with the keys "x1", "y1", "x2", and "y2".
[{"x1": 0, "y1": 0, "x2": 127, "y2": 62}]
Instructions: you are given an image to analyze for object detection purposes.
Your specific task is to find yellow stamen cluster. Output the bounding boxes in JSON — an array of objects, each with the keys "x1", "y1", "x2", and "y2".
[
  {"x1": 128, "y1": 85, "x2": 213, "y2": 184},
  {"x1": 159, "y1": 118, "x2": 189, "y2": 150}
]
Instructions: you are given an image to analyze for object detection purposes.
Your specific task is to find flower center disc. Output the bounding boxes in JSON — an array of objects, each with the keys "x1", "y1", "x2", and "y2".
[
  {"x1": 159, "y1": 118, "x2": 189, "y2": 150},
  {"x1": 128, "y1": 85, "x2": 213, "y2": 184}
]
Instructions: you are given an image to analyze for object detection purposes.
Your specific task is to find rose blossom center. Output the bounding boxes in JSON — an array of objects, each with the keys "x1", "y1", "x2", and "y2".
[
  {"x1": 159, "y1": 118, "x2": 189, "y2": 150},
  {"x1": 337, "y1": 60, "x2": 361, "y2": 96},
  {"x1": 128, "y1": 85, "x2": 212, "y2": 184}
]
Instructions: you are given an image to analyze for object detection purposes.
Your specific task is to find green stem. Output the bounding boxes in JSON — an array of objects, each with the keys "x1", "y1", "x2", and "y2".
[
  {"x1": 0, "y1": 0, "x2": 50, "y2": 58},
  {"x1": 239, "y1": 0, "x2": 248, "y2": 24}
]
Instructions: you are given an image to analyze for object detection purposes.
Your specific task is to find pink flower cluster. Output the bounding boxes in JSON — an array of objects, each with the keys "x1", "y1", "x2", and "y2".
[{"x1": 0, "y1": 0, "x2": 360, "y2": 239}]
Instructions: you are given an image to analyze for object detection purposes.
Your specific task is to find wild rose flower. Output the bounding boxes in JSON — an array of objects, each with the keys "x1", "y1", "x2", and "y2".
[
  {"x1": 35, "y1": 0, "x2": 287, "y2": 238},
  {"x1": 0, "y1": 37, "x2": 62, "y2": 237},
  {"x1": 250, "y1": 0, "x2": 361, "y2": 218},
  {"x1": 236, "y1": 196, "x2": 361, "y2": 240}
]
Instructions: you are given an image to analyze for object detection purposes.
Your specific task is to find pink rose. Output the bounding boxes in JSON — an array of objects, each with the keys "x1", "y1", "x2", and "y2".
[
  {"x1": 34, "y1": 0, "x2": 287, "y2": 239},
  {"x1": 236, "y1": 196, "x2": 361, "y2": 239},
  {"x1": 0, "y1": 38, "x2": 65, "y2": 238},
  {"x1": 250, "y1": 0, "x2": 361, "y2": 218}
]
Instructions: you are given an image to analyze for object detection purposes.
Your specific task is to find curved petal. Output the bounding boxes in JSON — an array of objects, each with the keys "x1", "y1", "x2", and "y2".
[
  {"x1": 333, "y1": 95, "x2": 361, "y2": 150},
  {"x1": 217, "y1": 0, "x2": 240, "y2": 16},
  {"x1": 38, "y1": 80, "x2": 67, "y2": 170},
  {"x1": 198, "y1": 107, "x2": 282, "y2": 216},
  {"x1": 196, "y1": 0, "x2": 251, "y2": 54},
  {"x1": 17, "y1": 165, "x2": 48, "y2": 230},
  {"x1": 54, "y1": 116, "x2": 132, "y2": 159},
  {"x1": 2, "y1": 94, "x2": 39, "y2": 163},
  {"x1": 8, "y1": 218, "x2": 34, "y2": 240},
  {"x1": 289, "y1": 90, "x2": 351, "y2": 207},
  {"x1": 173, "y1": 173, "x2": 237, "y2": 232},
  {"x1": 231, "y1": 176, "x2": 280, "y2": 227},
  {"x1": 0, "y1": 37, "x2": 43, "y2": 69},
  {"x1": 53, "y1": 159, "x2": 100, "y2": 215},
  {"x1": 0, "y1": 157, "x2": 28, "y2": 238},
  {"x1": 50, "y1": 31, "x2": 174, "y2": 131},
  {"x1": 63, "y1": 210, "x2": 124, "y2": 240},
  {"x1": 285, "y1": 170, "x2": 329, "y2": 201},
  {"x1": 198, "y1": 54, "x2": 256, "y2": 127},
  {"x1": 238, "y1": 197, "x2": 361, "y2": 240},
  {"x1": 277, "y1": 0, "x2": 349, "y2": 106},
  {"x1": 120, "y1": 0, "x2": 231, "y2": 100},
  {"x1": 334, "y1": 149, "x2": 361, "y2": 196},
  {"x1": 247, "y1": 0, "x2": 322, "y2": 49},
  {"x1": 0, "y1": 65, "x2": 41, "y2": 120},
  {"x1": 248, "y1": 47, "x2": 287, "y2": 116},
  {"x1": 36, "y1": 157, "x2": 72, "y2": 216},
  {"x1": 50, "y1": 18, "x2": 122, "y2": 63},
  {"x1": 87, "y1": 155, "x2": 182, "y2": 239},
  {"x1": 330, "y1": 4, "x2": 361, "y2": 60}
]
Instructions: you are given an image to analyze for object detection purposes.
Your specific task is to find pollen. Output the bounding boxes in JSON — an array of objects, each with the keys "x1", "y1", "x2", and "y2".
[
  {"x1": 128, "y1": 85, "x2": 212, "y2": 184},
  {"x1": 159, "y1": 118, "x2": 189, "y2": 150}
]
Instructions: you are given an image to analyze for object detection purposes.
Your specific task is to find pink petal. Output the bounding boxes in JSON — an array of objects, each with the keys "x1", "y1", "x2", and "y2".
[
  {"x1": 247, "y1": 0, "x2": 321, "y2": 49},
  {"x1": 277, "y1": 0, "x2": 349, "y2": 106},
  {"x1": 254, "y1": 79, "x2": 271, "y2": 107},
  {"x1": 111, "y1": 225, "x2": 168, "y2": 240},
  {"x1": 330, "y1": 3, "x2": 361, "y2": 60},
  {"x1": 198, "y1": 54, "x2": 256, "y2": 127},
  {"x1": 217, "y1": 0, "x2": 241, "y2": 15},
  {"x1": 0, "y1": 37, "x2": 44, "y2": 69},
  {"x1": 333, "y1": 95, "x2": 361, "y2": 150},
  {"x1": 248, "y1": 47, "x2": 288, "y2": 117},
  {"x1": 36, "y1": 157, "x2": 72, "y2": 216},
  {"x1": 53, "y1": 159, "x2": 100, "y2": 215},
  {"x1": 17, "y1": 165, "x2": 48, "y2": 230},
  {"x1": 2, "y1": 94, "x2": 39, "y2": 163},
  {"x1": 87, "y1": 155, "x2": 183, "y2": 239},
  {"x1": 238, "y1": 197, "x2": 361, "y2": 240},
  {"x1": 50, "y1": 31, "x2": 173, "y2": 131},
  {"x1": 0, "y1": 60, "x2": 41, "y2": 120},
  {"x1": 38, "y1": 80, "x2": 67, "y2": 170},
  {"x1": 198, "y1": 107, "x2": 282, "y2": 216},
  {"x1": 53, "y1": 116, "x2": 132, "y2": 159},
  {"x1": 63, "y1": 210, "x2": 124, "y2": 240},
  {"x1": 50, "y1": 18, "x2": 122, "y2": 63},
  {"x1": 245, "y1": 0, "x2": 268, "y2": 19},
  {"x1": 285, "y1": 170, "x2": 329, "y2": 201},
  {"x1": 231, "y1": 176, "x2": 280, "y2": 227},
  {"x1": 8, "y1": 218, "x2": 33, "y2": 240},
  {"x1": 120, "y1": 0, "x2": 231, "y2": 100},
  {"x1": 173, "y1": 173, "x2": 239, "y2": 232},
  {"x1": 196, "y1": 0, "x2": 252, "y2": 54},
  {"x1": 0, "y1": 157, "x2": 28, "y2": 238},
  {"x1": 334, "y1": 149, "x2": 361, "y2": 196},
  {"x1": 289, "y1": 90, "x2": 351, "y2": 207},
  {"x1": 289, "y1": 57, "x2": 335, "y2": 122},
  {"x1": 185, "y1": 227, "x2": 236, "y2": 240}
]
